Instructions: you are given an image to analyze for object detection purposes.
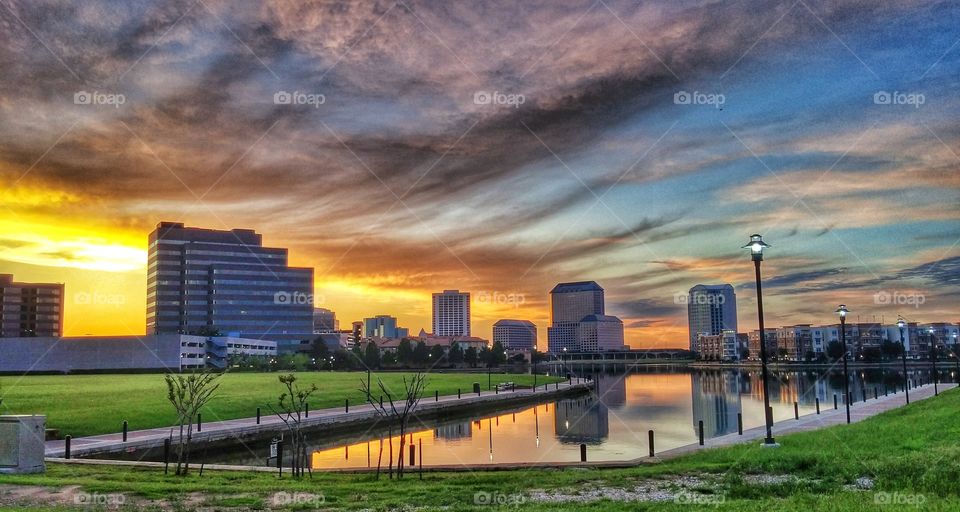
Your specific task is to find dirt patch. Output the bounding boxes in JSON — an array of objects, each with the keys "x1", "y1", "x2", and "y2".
[{"x1": 528, "y1": 473, "x2": 726, "y2": 504}]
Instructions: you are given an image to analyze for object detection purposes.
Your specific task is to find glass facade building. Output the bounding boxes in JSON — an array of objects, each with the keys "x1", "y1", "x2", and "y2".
[{"x1": 147, "y1": 222, "x2": 314, "y2": 350}]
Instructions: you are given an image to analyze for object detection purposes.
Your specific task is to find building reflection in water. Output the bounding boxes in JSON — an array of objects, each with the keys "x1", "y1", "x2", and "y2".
[
  {"x1": 553, "y1": 373, "x2": 624, "y2": 443},
  {"x1": 691, "y1": 371, "x2": 742, "y2": 437}
]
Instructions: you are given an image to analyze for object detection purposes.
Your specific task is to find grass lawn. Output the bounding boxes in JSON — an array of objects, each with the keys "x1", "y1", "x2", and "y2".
[
  {"x1": 0, "y1": 371, "x2": 560, "y2": 437},
  {"x1": 1, "y1": 388, "x2": 959, "y2": 509}
]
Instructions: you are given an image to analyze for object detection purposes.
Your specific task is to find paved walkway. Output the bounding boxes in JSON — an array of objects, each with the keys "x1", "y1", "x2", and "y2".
[
  {"x1": 45, "y1": 379, "x2": 591, "y2": 458},
  {"x1": 652, "y1": 382, "x2": 956, "y2": 461}
]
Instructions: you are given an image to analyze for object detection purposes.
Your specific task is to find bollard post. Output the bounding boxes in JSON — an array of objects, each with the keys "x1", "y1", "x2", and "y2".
[
  {"x1": 458, "y1": 388, "x2": 461, "y2": 399},
  {"x1": 122, "y1": 420, "x2": 128, "y2": 442},
  {"x1": 380, "y1": 395, "x2": 383, "y2": 407},
  {"x1": 197, "y1": 413, "x2": 202, "y2": 432},
  {"x1": 648, "y1": 430, "x2": 655, "y2": 457},
  {"x1": 698, "y1": 420, "x2": 704, "y2": 446},
  {"x1": 276, "y1": 441, "x2": 283, "y2": 477},
  {"x1": 495, "y1": 386, "x2": 499, "y2": 395},
  {"x1": 345, "y1": 399, "x2": 349, "y2": 413},
  {"x1": 409, "y1": 444, "x2": 416, "y2": 466},
  {"x1": 874, "y1": 387, "x2": 878, "y2": 400},
  {"x1": 794, "y1": 402, "x2": 799, "y2": 420},
  {"x1": 815, "y1": 397, "x2": 820, "y2": 414},
  {"x1": 305, "y1": 403, "x2": 309, "y2": 419},
  {"x1": 848, "y1": 391, "x2": 853, "y2": 406},
  {"x1": 862, "y1": 388, "x2": 867, "y2": 403},
  {"x1": 580, "y1": 443, "x2": 587, "y2": 462},
  {"x1": 834, "y1": 393, "x2": 838, "y2": 410},
  {"x1": 737, "y1": 413, "x2": 743, "y2": 435},
  {"x1": 435, "y1": 390, "x2": 439, "y2": 402},
  {"x1": 163, "y1": 437, "x2": 170, "y2": 474},
  {"x1": 257, "y1": 407, "x2": 261, "y2": 425},
  {"x1": 64, "y1": 435, "x2": 71, "y2": 460}
]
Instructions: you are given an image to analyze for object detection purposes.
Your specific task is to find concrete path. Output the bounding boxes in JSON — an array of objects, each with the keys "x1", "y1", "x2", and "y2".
[
  {"x1": 45, "y1": 378, "x2": 591, "y2": 458},
  {"x1": 652, "y1": 382, "x2": 956, "y2": 461}
]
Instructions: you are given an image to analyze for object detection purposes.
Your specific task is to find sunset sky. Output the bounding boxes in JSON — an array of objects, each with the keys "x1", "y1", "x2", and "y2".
[{"x1": 1, "y1": 0, "x2": 958, "y2": 349}]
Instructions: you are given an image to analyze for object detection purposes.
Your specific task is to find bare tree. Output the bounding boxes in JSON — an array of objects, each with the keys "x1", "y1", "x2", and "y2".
[
  {"x1": 269, "y1": 374, "x2": 317, "y2": 478},
  {"x1": 360, "y1": 372, "x2": 427, "y2": 479},
  {"x1": 164, "y1": 370, "x2": 222, "y2": 476}
]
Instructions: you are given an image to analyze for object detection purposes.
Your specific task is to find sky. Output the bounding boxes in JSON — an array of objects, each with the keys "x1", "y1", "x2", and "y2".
[{"x1": 0, "y1": 0, "x2": 958, "y2": 349}]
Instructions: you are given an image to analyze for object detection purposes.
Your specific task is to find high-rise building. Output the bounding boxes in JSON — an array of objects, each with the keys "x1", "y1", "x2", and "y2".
[
  {"x1": 0, "y1": 274, "x2": 64, "y2": 337},
  {"x1": 686, "y1": 284, "x2": 737, "y2": 352},
  {"x1": 492, "y1": 319, "x2": 537, "y2": 350},
  {"x1": 146, "y1": 222, "x2": 314, "y2": 349},
  {"x1": 364, "y1": 315, "x2": 408, "y2": 338},
  {"x1": 547, "y1": 281, "x2": 624, "y2": 353},
  {"x1": 432, "y1": 290, "x2": 470, "y2": 336},
  {"x1": 313, "y1": 308, "x2": 338, "y2": 333}
]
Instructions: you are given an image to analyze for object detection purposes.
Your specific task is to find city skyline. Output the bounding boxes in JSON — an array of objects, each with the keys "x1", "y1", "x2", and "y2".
[{"x1": 0, "y1": 1, "x2": 957, "y2": 348}]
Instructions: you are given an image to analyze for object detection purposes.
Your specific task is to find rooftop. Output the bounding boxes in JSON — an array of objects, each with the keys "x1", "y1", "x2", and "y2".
[{"x1": 551, "y1": 281, "x2": 603, "y2": 293}]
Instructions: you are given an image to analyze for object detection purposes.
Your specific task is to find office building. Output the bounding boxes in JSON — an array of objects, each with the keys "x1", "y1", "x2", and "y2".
[
  {"x1": 686, "y1": 284, "x2": 737, "y2": 352},
  {"x1": 492, "y1": 319, "x2": 537, "y2": 350},
  {"x1": 146, "y1": 222, "x2": 314, "y2": 350},
  {"x1": 0, "y1": 274, "x2": 64, "y2": 338},
  {"x1": 363, "y1": 315, "x2": 408, "y2": 338},
  {"x1": 432, "y1": 290, "x2": 470, "y2": 336},
  {"x1": 547, "y1": 281, "x2": 624, "y2": 353},
  {"x1": 313, "y1": 308, "x2": 338, "y2": 333}
]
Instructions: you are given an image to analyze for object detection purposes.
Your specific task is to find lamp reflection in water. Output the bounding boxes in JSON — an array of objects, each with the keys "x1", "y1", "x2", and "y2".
[{"x1": 488, "y1": 418, "x2": 494, "y2": 461}]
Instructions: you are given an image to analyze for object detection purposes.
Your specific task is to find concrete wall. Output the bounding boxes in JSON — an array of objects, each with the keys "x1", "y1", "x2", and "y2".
[{"x1": 0, "y1": 335, "x2": 182, "y2": 373}]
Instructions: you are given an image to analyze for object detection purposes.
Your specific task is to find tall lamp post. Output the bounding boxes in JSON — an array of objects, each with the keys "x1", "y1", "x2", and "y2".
[
  {"x1": 897, "y1": 317, "x2": 909, "y2": 404},
  {"x1": 837, "y1": 305, "x2": 851, "y2": 424},
  {"x1": 929, "y1": 327, "x2": 939, "y2": 396},
  {"x1": 742, "y1": 234, "x2": 776, "y2": 446},
  {"x1": 953, "y1": 334, "x2": 959, "y2": 384}
]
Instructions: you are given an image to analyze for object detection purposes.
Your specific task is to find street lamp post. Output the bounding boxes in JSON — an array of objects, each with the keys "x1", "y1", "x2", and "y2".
[
  {"x1": 837, "y1": 305, "x2": 851, "y2": 424},
  {"x1": 953, "y1": 334, "x2": 959, "y2": 383},
  {"x1": 742, "y1": 234, "x2": 776, "y2": 446},
  {"x1": 929, "y1": 327, "x2": 939, "y2": 396},
  {"x1": 897, "y1": 317, "x2": 909, "y2": 404}
]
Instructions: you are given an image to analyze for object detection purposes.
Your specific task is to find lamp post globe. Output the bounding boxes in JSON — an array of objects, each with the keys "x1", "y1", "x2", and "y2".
[{"x1": 742, "y1": 234, "x2": 776, "y2": 446}]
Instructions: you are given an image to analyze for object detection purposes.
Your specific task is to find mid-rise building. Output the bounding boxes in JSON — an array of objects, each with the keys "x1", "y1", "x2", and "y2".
[
  {"x1": 547, "y1": 281, "x2": 624, "y2": 353},
  {"x1": 0, "y1": 274, "x2": 64, "y2": 338},
  {"x1": 747, "y1": 328, "x2": 778, "y2": 361},
  {"x1": 313, "y1": 308, "x2": 338, "y2": 333},
  {"x1": 432, "y1": 290, "x2": 470, "y2": 336},
  {"x1": 687, "y1": 284, "x2": 737, "y2": 352},
  {"x1": 697, "y1": 330, "x2": 740, "y2": 361},
  {"x1": 363, "y1": 315, "x2": 408, "y2": 338},
  {"x1": 492, "y1": 319, "x2": 537, "y2": 350},
  {"x1": 146, "y1": 222, "x2": 314, "y2": 350},
  {"x1": 776, "y1": 324, "x2": 812, "y2": 361}
]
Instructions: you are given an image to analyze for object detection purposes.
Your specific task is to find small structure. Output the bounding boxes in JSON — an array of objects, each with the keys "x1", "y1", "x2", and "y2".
[{"x1": 0, "y1": 415, "x2": 46, "y2": 474}]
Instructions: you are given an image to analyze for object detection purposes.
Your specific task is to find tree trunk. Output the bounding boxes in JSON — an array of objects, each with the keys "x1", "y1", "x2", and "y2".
[
  {"x1": 375, "y1": 437, "x2": 383, "y2": 480},
  {"x1": 176, "y1": 420, "x2": 185, "y2": 475},
  {"x1": 183, "y1": 420, "x2": 193, "y2": 475}
]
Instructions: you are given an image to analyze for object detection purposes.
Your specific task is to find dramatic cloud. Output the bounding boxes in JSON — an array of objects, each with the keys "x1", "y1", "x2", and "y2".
[{"x1": 0, "y1": 0, "x2": 957, "y2": 344}]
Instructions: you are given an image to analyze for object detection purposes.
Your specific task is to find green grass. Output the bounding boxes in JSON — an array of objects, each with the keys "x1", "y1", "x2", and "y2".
[
  {"x1": 0, "y1": 371, "x2": 560, "y2": 437},
  {"x1": 1, "y1": 388, "x2": 959, "y2": 510}
]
